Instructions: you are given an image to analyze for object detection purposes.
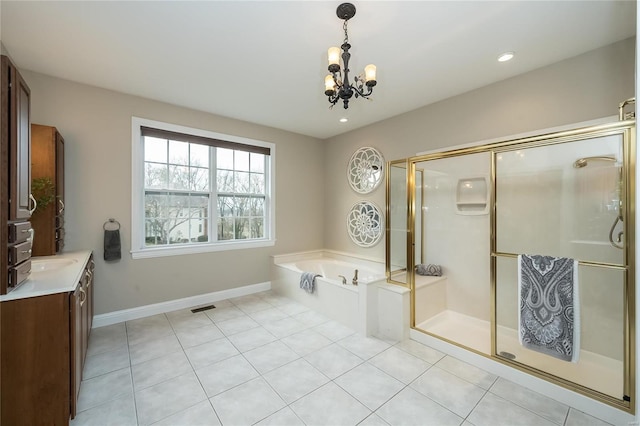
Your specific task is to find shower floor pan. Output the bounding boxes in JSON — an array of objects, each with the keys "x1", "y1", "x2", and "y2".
[{"x1": 417, "y1": 309, "x2": 623, "y2": 400}]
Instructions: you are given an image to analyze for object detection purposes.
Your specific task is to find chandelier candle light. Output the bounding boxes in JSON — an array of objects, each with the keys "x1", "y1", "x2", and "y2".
[{"x1": 324, "y1": 3, "x2": 377, "y2": 109}]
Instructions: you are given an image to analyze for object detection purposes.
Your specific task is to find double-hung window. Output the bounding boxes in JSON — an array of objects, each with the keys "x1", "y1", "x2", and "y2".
[{"x1": 131, "y1": 117, "x2": 275, "y2": 259}]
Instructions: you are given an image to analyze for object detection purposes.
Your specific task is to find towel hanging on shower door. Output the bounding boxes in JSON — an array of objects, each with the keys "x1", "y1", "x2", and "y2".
[{"x1": 518, "y1": 254, "x2": 580, "y2": 363}]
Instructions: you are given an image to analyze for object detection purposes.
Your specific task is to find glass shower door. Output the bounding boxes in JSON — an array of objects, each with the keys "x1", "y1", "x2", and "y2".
[
  {"x1": 493, "y1": 131, "x2": 631, "y2": 403},
  {"x1": 387, "y1": 161, "x2": 410, "y2": 286}
]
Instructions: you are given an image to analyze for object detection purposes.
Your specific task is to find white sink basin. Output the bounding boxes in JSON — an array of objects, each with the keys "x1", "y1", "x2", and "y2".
[{"x1": 31, "y1": 258, "x2": 78, "y2": 272}]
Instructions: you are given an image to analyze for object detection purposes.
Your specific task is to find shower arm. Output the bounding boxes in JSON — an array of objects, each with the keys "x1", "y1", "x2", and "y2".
[{"x1": 618, "y1": 97, "x2": 635, "y2": 121}]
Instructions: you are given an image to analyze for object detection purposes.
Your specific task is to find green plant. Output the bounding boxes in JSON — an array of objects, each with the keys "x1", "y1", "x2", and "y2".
[{"x1": 31, "y1": 177, "x2": 55, "y2": 212}]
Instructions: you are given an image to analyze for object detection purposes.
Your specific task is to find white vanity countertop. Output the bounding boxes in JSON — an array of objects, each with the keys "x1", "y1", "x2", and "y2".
[{"x1": 1, "y1": 250, "x2": 93, "y2": 302}]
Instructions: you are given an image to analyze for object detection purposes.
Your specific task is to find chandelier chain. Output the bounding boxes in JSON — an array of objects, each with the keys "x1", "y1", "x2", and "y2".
[{"x1": 343, "y1": 19, "x2": 349, "y2": 45}]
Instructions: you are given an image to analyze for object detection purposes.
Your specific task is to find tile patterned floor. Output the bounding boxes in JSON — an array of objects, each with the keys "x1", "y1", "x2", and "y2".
[{"x1": 71, "y1": 291, "x2": 613, "y2": 426}]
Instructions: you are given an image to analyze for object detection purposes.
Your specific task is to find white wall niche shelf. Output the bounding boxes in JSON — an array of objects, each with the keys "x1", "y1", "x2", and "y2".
[{"x1": 456, "y1": 176, "x2": 489, "y2": 215}]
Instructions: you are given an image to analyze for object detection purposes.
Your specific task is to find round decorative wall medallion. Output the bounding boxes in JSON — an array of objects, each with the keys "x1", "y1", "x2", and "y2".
[
  {"x1": 347, "y1": 201, "x2": 383, "y2": 247},
  {"x1": 347, "y1": 147, "x2": 385, "y2": 194}
]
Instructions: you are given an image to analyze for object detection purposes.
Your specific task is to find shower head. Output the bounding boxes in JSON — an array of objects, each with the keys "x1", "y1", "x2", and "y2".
[{"x1": 573, "y1": 156, "x2": 617, "y2": 169}]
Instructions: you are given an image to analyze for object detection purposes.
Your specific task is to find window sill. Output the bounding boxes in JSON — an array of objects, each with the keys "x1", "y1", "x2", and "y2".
[{"x1": 131, "y1": 239, "x2": 275, "y2": 259}]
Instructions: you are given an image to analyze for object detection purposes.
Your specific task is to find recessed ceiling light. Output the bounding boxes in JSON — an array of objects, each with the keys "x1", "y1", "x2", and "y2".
[
  {"x1": 498, "y1": 52, "x2": 515, "y2": 62},
  {"x1": 339, "y1": 117, "x2": 348, "y2": 123}
]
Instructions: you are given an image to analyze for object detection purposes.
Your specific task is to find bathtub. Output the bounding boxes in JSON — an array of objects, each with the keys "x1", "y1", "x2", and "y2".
[
  {"x1": 271, "y1": 251, "x2": 390, "y2": 336},
  {"x1": 284, "y1": 258, "x2": 383, "y2": 288}
]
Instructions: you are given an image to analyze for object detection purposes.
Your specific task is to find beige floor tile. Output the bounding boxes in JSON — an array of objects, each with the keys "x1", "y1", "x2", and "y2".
[
  {"x1": 196, "y1": 354, "x2": 259, "y2": 397},
  {"x1": 263, "y1": 358, "x2": 329, "y2": 403},
  {"x1": 289, "y1": 382, "x2": 371, "y2": 426},
  {"x1": 70, "y1": 393, "x2": 137, "y2": 426},
  {"x1": 132, "y1": 350, "x2": 192, "y2": 390},
  {"x1": 335, "y1": 363, "x2": 404, "y2": 411},
  {"x1": 467, "y1": 393, "x2": 556, "y2": 426},
  {"x1": 376, "y1": 387, "x2": 462, "y2": 426},
  {"x1": 135, "y1": 372, "x2": 207, "y2": 426},
  {"x1": 151, "y1": 400, "x2": 220, "y2": 426},
  {"x1": 210, "y1": 377, "x2": 286, "y2": 425}
]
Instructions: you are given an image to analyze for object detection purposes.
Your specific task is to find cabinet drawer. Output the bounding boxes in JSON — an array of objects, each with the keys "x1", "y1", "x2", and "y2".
[
  {"x1": 9, "y1": 259, "x2": 31, "y2": 290},
  {"x1": 10, "y1": 240, "x2": 32, "y2": 265},
  {"x1": 9, "y1": 221, "x2": 32, "y2": 244}
]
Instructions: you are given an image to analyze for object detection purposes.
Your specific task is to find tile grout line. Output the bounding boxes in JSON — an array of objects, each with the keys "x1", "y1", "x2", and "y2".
[
  {"x1": 562, "y1": 407, "x2": 572, "y2": 426},
  {"x1": 125, "y1": 318, "x2": 140, "y2": 426}
]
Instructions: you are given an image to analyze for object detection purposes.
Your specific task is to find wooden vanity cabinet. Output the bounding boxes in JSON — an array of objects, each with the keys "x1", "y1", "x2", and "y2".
[
  {"x1": 70, "y1": 284, "x2": 83, "y2": 419},
  {"x1": 1, "y1": 253, "x2": 94, "y2": 425},
  {"x1": 0, "y1": 293, "x2": 71, "y2": 425},
  {"x1": 70, "y1": 254, "x2": 94, "y2": 419},
  {"x1": 31, "y1": 124, "x2": 65, "y2": 256},
  {"x1": 2, "y1": 54, "x2": 33, "y2": 294}
]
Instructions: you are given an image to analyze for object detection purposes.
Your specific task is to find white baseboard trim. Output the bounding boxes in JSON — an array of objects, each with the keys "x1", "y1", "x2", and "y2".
[
  {"x1": 92, "y1": 281, "x2": 271, "y2": 328},
  {"x1": 409, "y1": 329, "x2": 636, "y2": 426}
]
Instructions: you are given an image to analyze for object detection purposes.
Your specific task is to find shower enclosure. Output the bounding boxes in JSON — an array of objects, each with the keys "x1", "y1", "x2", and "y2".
[{"x1": 386, "y1": 116, "x2": 636, "y2": 411}]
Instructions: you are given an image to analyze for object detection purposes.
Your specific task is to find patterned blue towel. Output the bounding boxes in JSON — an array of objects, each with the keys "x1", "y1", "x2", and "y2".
[
  {"x1": 518, "y1": 254, "x2": 579, "y2": 362},
  {"x1": 300, "y1": 272, "x2": 321, "y2": 294}
]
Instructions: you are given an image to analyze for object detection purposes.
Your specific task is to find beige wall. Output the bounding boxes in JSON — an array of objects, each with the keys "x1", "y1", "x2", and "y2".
[
  {"x1": 324, "y1": 37, "x2": 636, "y2": 260},
  {"x1": 23, "y1": 71, "x2": 325, "y2": 315}
]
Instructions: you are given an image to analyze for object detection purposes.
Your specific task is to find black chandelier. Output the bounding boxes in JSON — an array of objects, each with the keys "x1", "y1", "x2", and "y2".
[{"x1": 324, "y1": 3, "x2": 377, "y2": 110}]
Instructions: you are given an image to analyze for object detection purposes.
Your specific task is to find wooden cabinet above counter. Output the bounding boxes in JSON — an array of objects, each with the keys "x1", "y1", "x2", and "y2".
[
  {"x1": 31, "y1": 124, "x2": 65, "y2": 256},
  {"x1": 2, "y1": 54, "x2": 34, "y2": 294}
]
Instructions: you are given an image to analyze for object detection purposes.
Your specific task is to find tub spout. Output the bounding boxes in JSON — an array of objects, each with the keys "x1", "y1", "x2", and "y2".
[
  {"x1": 338, "y1": 275, "x2": 347, "y2": 285},
  {"x1": 352, "y1": 269, "x2": 358, "y2": 286}
]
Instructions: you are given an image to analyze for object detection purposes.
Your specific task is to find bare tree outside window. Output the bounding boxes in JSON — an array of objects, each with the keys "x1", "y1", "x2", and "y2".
[
  {"x1": 143, "y1": 138, "x2": 266, "y2": 247},
  {"x1": 216, "y1": 148, "x2": 266, "y2": 240}
]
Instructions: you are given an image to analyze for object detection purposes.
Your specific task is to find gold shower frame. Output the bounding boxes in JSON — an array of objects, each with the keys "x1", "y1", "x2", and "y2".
[{"x1": 385, "y1": 119, "x2": 636, "y2": 413}]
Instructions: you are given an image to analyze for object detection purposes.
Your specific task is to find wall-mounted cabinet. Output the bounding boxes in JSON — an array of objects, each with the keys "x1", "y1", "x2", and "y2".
[
  {"x1": 7, "y1": 57, "x2": 32, "y2": 220},
  {"x1": 31, "y1": 124, "x2": 65, "y2": 256},
  {"x1": 1, "y1": 54, "x2": 33, "y2": 294}
]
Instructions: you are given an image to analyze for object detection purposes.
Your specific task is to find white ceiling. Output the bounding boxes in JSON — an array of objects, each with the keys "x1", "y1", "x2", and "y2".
[{"x1": 0, "y1": 1, "x2": 636, "y2": 140}]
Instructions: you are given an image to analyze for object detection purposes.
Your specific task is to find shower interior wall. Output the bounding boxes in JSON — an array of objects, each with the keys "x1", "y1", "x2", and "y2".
[{"x1": 419, "y1": 153, "x2": 491, "y2": 325}]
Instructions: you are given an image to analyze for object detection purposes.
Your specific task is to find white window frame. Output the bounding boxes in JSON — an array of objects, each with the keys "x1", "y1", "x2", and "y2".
[{"x1": 131, "y1": 117, "x2": 276, "y2": 259}]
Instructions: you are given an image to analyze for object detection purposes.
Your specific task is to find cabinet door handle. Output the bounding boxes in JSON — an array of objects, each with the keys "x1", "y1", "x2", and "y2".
[
  {"x1": 28, "y1": 194, "x2": 37, "y2": 215},
  {"x1": 58, "y1": 199, "x2": 65, "y2": 214},
  {"x1": 20, "y1": 249, "x2": 32, "y2": 254},
  {"x1": 79, "y1": 287, "x2": 87, "y2": 306}
]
